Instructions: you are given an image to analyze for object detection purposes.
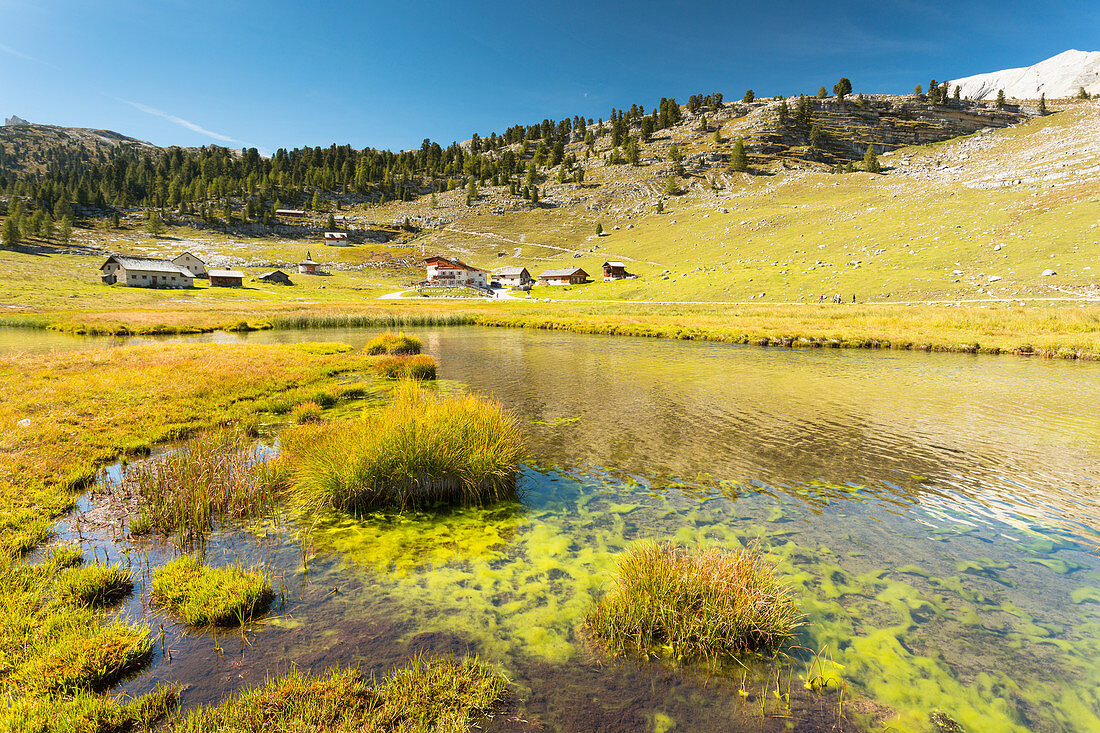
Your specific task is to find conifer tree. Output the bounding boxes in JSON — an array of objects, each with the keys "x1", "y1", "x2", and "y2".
[
  {"x1": 656, "y1": 200, "x2": 664, "y2": 213},
  {"x1": 146, "y1": 211, "x2": 165, "y2": 237},
  {"x1": 326, "y1": 213, "x2": 337, "y2": 230},
  {"x1": 863, "y1": 144, "x2": 880, "y2": 173},
  {"x1": 668, "y1": 145, "x2": 682, "y2": 163},
  {"x1": 777, "y1": 99, "x2": 790, "y2": 124},
  {"x1": 311, "y1": 190, "x2": 322, "y2": 211},
  {"x1": 58, "y1": 215, "x2": 72, "y2": 245},
  {"x1": 914, "y1": 84, "x2": 923, "y2": 95},
  {"x1": 729, "y1": 138, "x2": 749, "y2": 172},
  {"x1": 817, "y1": 86, "x2": 828, "y2": 98},
  {"x1": 1077, "y1": 87, "x2": 1090, "y2": 100},
  {"x1": 1038, "y1": 93, "x2": 1047, "y2": 115},
  {"x1": 596, "y1": 222, "x2": 603, "y2": 235},
  {"x1": 466, "y1": 178, "x2": 478, "y2": 201},
  {"x1": 530, "y1": 185, "x2": 539, "y2": 205},
  {"x1": 996, "y1": 90, "x2": 1006, "y2": 109},
  {"x1": 1, "y1": 217, "x2": 19, "y2": 249},
  {"x1": 743, "y1": 89, "x2": 754, "y2": 103},
  {"x1": 663, "y1": 176, "x2": 682, "y2": 195},
  {"x1": 809, "y1": 124, "x2": 823, "y2": 150},
  {"x1": 832, "y1": 78, "x2": 852, "y2": 102},
  {"x1": 954, "y1": 86, "x2": 961, "y2": 100}
]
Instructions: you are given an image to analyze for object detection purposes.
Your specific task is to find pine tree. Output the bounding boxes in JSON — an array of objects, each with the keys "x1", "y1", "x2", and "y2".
[
  {"x1": 996, "y1": 89, "x2": 1006, "y2": 109},
  {"x1": 576, "y1": 167, "x2": 585, "y2": 185},
  {"x1": 530, "y1": 185, "x2": 539, "y2": 205},
  {"x1": 1, "y1": 217, "x2": 19, "y2": 249},
  {"x1": 863, "y1": 144, "x2": 880, "y2": 173},
  {"x1": 430, "y1": 192, "x2": 438, "y2": 208},
  {"x1": 466, "y1": 178, "x2": 478, "y2": 201},
  {"x1": 914, "y1": 84, "x2": 923, "y2": 95},
  {"x1": 954, "y1": 86, "x2": 961, "y2": 101},
  {"x1": 729, "y1": 139, "x2": 749, "y2": 172},
  {"x1": 311, "y1": 190, "x2": 322, "y2": 211},
  {"x1": 817, "y1": 86, "x2": 828, "y2": 98},
  {"x1": 743, "y1": 89, "x2": 754, "y2": 103},
  {"x1": 146, "y1": 211, "x2": 165, "y2": 237},
  {"x1": 625, "y1": 139, "x2": 641, "y2": 166},
  {"x1": 809, "y1": 124, "x2": 823, "y2": 150},
  {"x1": 326, "y1": 213, "x2": 337, "y2": 230},
  {"x1": 58, "y1": 215, "x2": 72, "y2": 245},
  {"x1": 1038, "y1": 93, "x2": 1047, "y2": 115},
  {"x1": 833, "y1": 78, "x2": 852, "y2": 102},
  {"x1": 656, "y1": 200, "x2": 664, "y2": 213},
  {"x1": 1078, "y1": 87, "x2": 1090, "y2": 100},
  {"x1": 713, "y1": 127, "x2": 723, "y2": 145},
  {"x1": 668, "y1": 145, "x2": 682, "y2": 163},
  {"x1": 777, "y1": 99, "x2": 790, "y2": 124},
  {"x1": 596, "y1": 222, "x2": 603, "y2": 235},
  {"x1": 663, "y1": 176, "x2": 682, "y2": 195}
]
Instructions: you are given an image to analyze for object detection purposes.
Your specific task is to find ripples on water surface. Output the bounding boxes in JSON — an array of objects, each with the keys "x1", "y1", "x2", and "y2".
[{"x1": 25, "y1": 326, "x2": 1100, "y2": 732}]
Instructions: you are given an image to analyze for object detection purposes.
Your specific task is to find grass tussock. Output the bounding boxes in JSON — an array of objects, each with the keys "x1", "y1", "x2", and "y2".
[
  {"x1": 119, "y1": 429, "x2": 279, "y2": 547},
  {"x1": 291, "y1": 401, "x2": 323, "y2": 424},
  {"x1": 14, "y1": 621, "x2": 153, "y2": 694},
  {"x1": 373, "y1": 354, "x2": 438, "y2": 380},
  {"x1": 285, "y1": 385, "x2": 524, "y2": 511},
  {"x1": 2, "y1": 683, "x2": 179, "y2": 732},
  {"x1": 177, "y1": 656, "x2": 505, "y2": 733},
  {"x1": 151, "y1": 556, "x2": 273, "y2": 627},
  {"x1": 586, "y1": 541, "x2": 802, "y2": 664},
  {"x1": 55, "y1": 563, "x2": 133, "y2": 608},
  {"x1": 365, "y1": 331, "x2": 423, "y2": 355}
]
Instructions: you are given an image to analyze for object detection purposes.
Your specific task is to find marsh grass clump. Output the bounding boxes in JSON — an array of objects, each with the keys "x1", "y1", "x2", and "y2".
[
  {"x1": 55, "y1": 563, "x2": 133, "y2": 607},
  {"x1": 151, "y1": 556, "x2": 273, "y2": 627},
  {"x1": 119, "y1": 429, "x2": 278, "y2": 546},
  {"x1": 365, "y1": 331, "x2": 422, "y2": 355},
  {"x1": 373, "y1": 354, "x2": 438, "y2": 380},
  {"x1": 15, "y1": 622, "x2": 153, "y2": 694},
  {"x1": 179, "y1": 656, "x2": 505, "y2": 732},
  {"x1": 586, "y1": 541, "x2": 802, "y2": 664},
  {"x1": 287, "y1": 386, "x2": 524, "y2": 511},
  {"x1": 291, "y1": 401, "x2": 323, "y2": 424},
  {"x1": 5, "y1": 683, "x2": 179, "y2": 732}
]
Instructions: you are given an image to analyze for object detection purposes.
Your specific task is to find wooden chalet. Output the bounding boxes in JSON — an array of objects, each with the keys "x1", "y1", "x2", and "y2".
[
  {"x1": 538, "y1": 267, "x2": 588, "y2": 285},
  {"x1": 424, "y1": 256, "x2": 488, "y2": 289},
  {"x1": 100, "y1": 256, "x2": 193, "y2": 289},
  {"x1": 323, "y1": 231, "x2": 349, "y2": 246},
  {"x1": 493, "y1": 266, "x2": 534, "y2": 289},
  {"x1": 208, "y1": 270, "x2": 244, "y2": 287},
  {"x1": 258, "y1": 270, "x2": 292, "y2": 285},
  {"x1": 603, "y1": 261, "x2": 629, "y2": 280},
  {"x1": 275, "y1": 209, "x2": 306, "y2": 218}
]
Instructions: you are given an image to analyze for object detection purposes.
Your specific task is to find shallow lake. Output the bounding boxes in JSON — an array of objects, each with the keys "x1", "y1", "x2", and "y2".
[{"x1": 19, "y1": 326, "x2": 1100, "y2": 732}]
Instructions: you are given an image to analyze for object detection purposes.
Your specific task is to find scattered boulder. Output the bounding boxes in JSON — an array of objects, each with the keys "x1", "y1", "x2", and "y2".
[{"x1": 1042, "y1": 269, "x2": 1056, "y2": 276}]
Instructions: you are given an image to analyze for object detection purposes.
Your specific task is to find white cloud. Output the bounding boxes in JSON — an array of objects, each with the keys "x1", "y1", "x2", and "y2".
[{"x1": 120, "y1": 99, "x2": 242, "y2": 144}]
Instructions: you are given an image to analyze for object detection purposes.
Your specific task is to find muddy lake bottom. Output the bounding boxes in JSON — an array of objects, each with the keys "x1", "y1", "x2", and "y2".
[{"x1": 18, "y1": 326, "x2": 1100, "y2": 732}]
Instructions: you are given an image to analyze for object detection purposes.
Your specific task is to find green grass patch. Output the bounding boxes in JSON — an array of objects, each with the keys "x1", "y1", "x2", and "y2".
[
  {"x1": 291, "y1": 401, "x2": 323, "y2": 424},
  {"x1": 586, "y1": 541, "x2": 803, "y2": 664},
  {"x1": 177, "y1": 656, "x2": 506, "y2": 733},
  {"x1": 365, "y1": 331, "x2": 423, "y2": 355},
  {"x1": 373, "y1": 354, "x2": 438, "y2": 380},
  {"x1": 151, "y1": 556, "x2": 273, "y2": 627},
  {"x1": 55, "y1": 563, "x2": 133, "y2": 608},
  {"x1": 2, "y1": 683, "x2": 179, "y2": 733},
  {"x1": 285, "y1": 385, "x2": 524, "y2": 511}
]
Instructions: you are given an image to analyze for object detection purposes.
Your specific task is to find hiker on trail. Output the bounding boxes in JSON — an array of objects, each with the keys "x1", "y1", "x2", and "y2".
[{"x1": 852, "y1": 294, "x2": 856, "y2": 303}]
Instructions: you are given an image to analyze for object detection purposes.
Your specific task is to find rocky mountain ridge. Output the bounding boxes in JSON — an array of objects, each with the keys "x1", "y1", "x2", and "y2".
[{"x1": 949, "y1": 49, "x2": 1100, "y2": 100}]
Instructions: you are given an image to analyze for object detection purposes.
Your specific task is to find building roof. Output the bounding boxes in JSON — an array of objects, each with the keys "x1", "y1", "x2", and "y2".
[
  {"x1": 539, "y1": 268, "x2": 588, "y2": 278},
  {"x1": 425, "y1": 256, "x2": 487, "y2": 273},
  {"x1": 495, "y1": 266, "x2": 530, "y2": 276},
  {"x1": 258, "y1": 270, "x2": 289, "y2": 279},
  {"x1": 604, "y1": 261, "x2": 627, "y2": 268},
  {"x1": 173, "y1": 252, "x2": 206, "y2": 264},
  {"x1": 101, "y1": 255, "x2": 193, "y2": 276},
  {"x1": 276, "y1": 209, "x2": 306, "y2": 215},
  {"x1": 323, "y1": 231, "x2": 348, "y2": 238},
  {"x1": 208, "y1": 270, "x2": 244, "y2": 278}
]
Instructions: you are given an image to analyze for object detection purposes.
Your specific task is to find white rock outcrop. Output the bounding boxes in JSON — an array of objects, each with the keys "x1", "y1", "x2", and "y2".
[{"x1": 949, "y1": 49, "x2": 1100, "y2": 100}]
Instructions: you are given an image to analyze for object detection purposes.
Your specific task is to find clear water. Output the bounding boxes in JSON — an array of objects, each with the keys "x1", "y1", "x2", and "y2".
[{"x1": 31, "y1": 326, "x2": 1100, "y2": 732}]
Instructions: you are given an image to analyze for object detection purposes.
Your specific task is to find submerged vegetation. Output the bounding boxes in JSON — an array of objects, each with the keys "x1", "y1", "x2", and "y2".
[
  {"x1": 586, "y1": 541, "x2": 803, "y2": 664},
  {"x1": 151, "y1": 556, "x2": 273, "y2": 627},
  {"x1": 119, "y1": 429, "x2": 278, "y2": 547},
  {"x1": 178, "y1": 656, "x2": 506, "y2": 733},
  {"x1": 365, "y1": 331, "x2": 423, "y2": 355},
  {"x1": 285, "y1": 386, "x2": 524, "y2": 511},
  {"x1": 373, "y1": 353, "x2": 438, "y2": 380}
]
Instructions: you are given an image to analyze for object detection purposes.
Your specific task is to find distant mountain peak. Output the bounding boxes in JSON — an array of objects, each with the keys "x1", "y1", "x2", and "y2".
[
  {"x1": 949, "y1": 50, "x2": 1100, "y2": 100},
  {"x1": 5, "y1": 115, "x2": 30, "y2": 126}
]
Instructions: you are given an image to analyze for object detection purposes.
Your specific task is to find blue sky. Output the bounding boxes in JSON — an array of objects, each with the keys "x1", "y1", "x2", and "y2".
[{"x1": 1, "y1": 0, "x2": 1097, "y2": 154}]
